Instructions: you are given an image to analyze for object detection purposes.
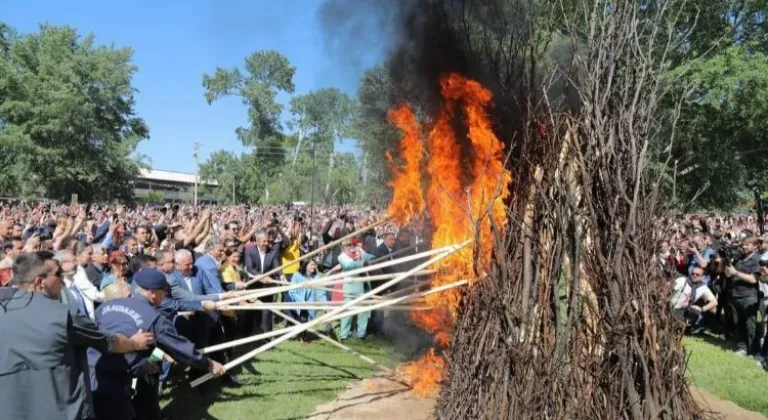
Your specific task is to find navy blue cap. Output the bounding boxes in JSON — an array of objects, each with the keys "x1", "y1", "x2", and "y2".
[{"x1": 133, "y1": 268, "x2": 169, "y2": 290}]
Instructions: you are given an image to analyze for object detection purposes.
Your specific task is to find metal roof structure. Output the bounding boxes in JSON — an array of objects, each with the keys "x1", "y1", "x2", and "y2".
[{"x1": 138, "y1": 168, "x2": 219, "y2": 186}]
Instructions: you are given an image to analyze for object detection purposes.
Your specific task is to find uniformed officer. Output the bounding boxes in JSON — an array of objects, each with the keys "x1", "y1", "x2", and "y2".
[{"x1": 88, "y1": 268, "x2": 226, "y2": 420}]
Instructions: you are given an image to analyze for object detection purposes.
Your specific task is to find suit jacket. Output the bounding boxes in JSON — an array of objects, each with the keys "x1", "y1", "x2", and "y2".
[
  {"x1": 159, "y1": 270, "x2": 223, "y2": 316},
  {"x1": 167, "y1": 270, "x2": 220, "y2": 302},
  {"x1": 193, "y1": 254, "x2": 225, "y2": 322},
  {"x1": 244, "y1": 246, "x2": 279, "y2": 278},
  {"x1": 373, "y1": 243, "x2": 396, "y2": 275},
  {"x1": 0, "y1": 289, "x2": 111, "y2": 420},
  {"x1": 193, "y1": 254, "x2": 225, "y2": 295}
]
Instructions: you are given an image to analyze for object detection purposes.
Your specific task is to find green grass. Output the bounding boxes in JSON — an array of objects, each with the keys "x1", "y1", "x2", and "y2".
[
  {"x1": 684, "y1": 336, "x2": 768, "y2": 417},
  {"x1": 160, "y1": 336, "x2": 403, "y2": 420},
  {"x1": 159, "y1": 331, "x2": 767, "y2": 419}
]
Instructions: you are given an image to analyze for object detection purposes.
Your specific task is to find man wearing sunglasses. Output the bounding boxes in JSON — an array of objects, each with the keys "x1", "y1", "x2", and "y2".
[{"x1": 669, "y1": 265, "x2": 718, "y2": 334}]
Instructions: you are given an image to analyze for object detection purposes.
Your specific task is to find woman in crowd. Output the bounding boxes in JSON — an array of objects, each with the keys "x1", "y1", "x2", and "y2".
[
  {"x1": 99, "y1": 251, "x2": 131, "y2": 291},
  {"x1": 286, "y1": 259, "x2": 329, "y2": 341},
  {"x1": 220, "y1": 248, "x2": 243, "y2": 356}
]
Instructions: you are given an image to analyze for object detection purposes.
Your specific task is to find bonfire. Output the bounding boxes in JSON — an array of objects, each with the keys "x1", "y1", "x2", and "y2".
[{"x1": 386, "y1": 73, "x2": 512, "y2": 396}]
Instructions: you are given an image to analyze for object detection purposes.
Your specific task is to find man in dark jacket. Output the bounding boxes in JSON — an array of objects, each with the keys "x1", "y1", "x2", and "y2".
[{"x1": 0, "y1": 252, "x2": 153, "y2": 420}]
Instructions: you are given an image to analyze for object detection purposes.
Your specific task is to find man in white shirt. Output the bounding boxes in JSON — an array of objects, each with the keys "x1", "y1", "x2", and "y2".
[
  {"x1": 55, "y1": 250, "x2": 104, "y2": 319},
  {"x1": 669, "y1": 266, "x2": 717, "y2": 333},
  {"x1": 759, "y1": 233, "x2": 768, "y2": 261}
]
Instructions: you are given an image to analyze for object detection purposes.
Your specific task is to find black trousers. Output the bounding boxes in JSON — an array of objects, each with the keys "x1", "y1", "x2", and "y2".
[
  {"x1": 220, "y1": 314, "x2": 238, "y2": 361},
  {"x1": 239, "y1": 291, "x2": 274, "y2": 339},
  {"x1": 733, "y1": 295, "x2": 760, "y2": 354},
  {"x1": 91, "y1": 369, "x2": 134, "y2": 420},
  {"x1": 133, "y1": 374, "x2": 160, "y2": 420}
]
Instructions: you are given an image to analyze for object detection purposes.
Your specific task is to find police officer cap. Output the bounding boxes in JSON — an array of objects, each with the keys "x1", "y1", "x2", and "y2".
[{"x1": 133, "y1": 268, "x2": 169, "y2": 290}]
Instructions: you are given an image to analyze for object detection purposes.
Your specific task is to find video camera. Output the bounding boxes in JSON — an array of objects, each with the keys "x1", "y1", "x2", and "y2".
[{"x1": 716, "y1": 245, "x2": 743, "y2": 266}]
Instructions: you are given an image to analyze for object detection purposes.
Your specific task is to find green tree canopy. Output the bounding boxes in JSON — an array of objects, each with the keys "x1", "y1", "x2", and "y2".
[{"x1": 0, "y1": 23, "x2": 149, "y2": 201}]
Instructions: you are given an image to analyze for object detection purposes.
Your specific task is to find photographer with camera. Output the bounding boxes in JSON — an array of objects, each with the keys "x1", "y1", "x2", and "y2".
[{"x1": 724, "y1": 236, "x2": 763, "y2": 357}]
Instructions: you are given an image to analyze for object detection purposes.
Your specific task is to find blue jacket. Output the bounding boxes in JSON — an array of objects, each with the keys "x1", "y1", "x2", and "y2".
[
  {"x1": 159, "y1": 270, "x2": 222, "y2": 316},
  {"x1": 193, "y1": 254, "x2": 225, "y2": 322}
]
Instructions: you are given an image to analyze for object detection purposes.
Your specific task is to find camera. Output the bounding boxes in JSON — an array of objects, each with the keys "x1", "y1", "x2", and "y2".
[
  {"x1": 33, "y1": 227, "x2": 53, "y2": 241},
  {"x1": 717, "y1": 245, "x2": 742, "y2": 265}
]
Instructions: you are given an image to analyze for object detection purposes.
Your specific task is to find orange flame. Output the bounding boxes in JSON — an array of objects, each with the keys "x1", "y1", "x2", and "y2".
[
  {"x1": 386, "y1": 73, "x2": 512, "y2": 398},
  {"x1": 386, "y1": 103, "x2": 426, "y2": 226},
  {"x1": 402, "y1": 348, "x2": 445, "y2": 398}
]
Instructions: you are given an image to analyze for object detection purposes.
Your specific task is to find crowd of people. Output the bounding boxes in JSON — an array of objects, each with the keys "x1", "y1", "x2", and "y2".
[
  {"x1": 660, "y1": 214, "x2": 768, "y2": 370},
  {"x1": 2, "y1": 199, "x2": 767, "y2": 420},
  {"x1": 0, "y1": 201, "x2": 426, "y2": 420}
]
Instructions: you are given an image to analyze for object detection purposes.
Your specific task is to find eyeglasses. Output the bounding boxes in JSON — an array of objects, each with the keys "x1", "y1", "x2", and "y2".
[{"x1": 691, "y1": 273, "x2": 703, "y2": 277}]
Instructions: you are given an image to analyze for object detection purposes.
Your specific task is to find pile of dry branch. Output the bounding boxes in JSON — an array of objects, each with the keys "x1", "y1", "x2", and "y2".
[{"x1": 437, "y1": 0, "x2": 706, "y2": 419}]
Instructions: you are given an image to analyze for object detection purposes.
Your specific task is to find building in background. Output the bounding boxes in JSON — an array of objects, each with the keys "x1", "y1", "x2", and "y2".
[{"x1": 134, "y1": 169, "x2": 219, "y2": 203}]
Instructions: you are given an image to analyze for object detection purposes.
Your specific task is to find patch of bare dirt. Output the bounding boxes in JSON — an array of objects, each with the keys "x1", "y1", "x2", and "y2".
[
  {"x1": 308, "y1": 372, "x2": 765, "y2": 420},
  {"x1": 307, "y1": 371, "x2": 434, "y2": 420}
]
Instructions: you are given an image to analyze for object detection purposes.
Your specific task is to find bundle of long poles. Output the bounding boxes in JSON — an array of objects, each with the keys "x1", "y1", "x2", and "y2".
[
  {"x1": 191, "y1": 239, "x2": 472, "y2": 387},
  {"x1": 217, "y1": 244, "x2": 449, "y2": 307},
  {"x1": 202, "y1": 278, "x2": 469, "y2": 355}
]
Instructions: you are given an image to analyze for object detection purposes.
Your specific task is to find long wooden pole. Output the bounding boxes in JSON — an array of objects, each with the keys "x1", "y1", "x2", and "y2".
[
  {"x1": 255, "y1": 270, "x2": 437, "y2": 291},
  {"x1": 367, "y1": 240, "x2": 425, "y2": 265},
  {"x1": 261, "y1": 278, "x2": 385, "y2": 300},
  {"x1": 201, "y1": 278, "x2": 470, "y2": 355},
  {"x1": 263, "y1": 299, "x2": 400, "y2": 377},
  {"x1": 218, "y1": 304, "x2": 429, "y2": 311},
  {"x1": 219, "y1": 267, "x2": 436, "y2": 307},
  {"x1": 226, "y1": 269, "x2": 435, "y2": 299},
  {"x1": 191, "y1": 240, "x2": 471, "y2": 387},
  {"x1": 243, "y1": 217, "x2": 390, "y2": 287},
  {"x1": 218, "y1": 245, "x2": 452, "y2": 307}
]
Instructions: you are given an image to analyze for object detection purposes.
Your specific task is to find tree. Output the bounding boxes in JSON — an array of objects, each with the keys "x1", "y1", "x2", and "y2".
[
  {"x1": 288, "y1": 88, "x2": 354, "y2": 202},
  {"x1": 667, "y1": 44, "x2": 768, "y2": 209},
  {"x1": 202, "y1": 51, "x2": 364, "y2": 205},
  {"x1": 140, "y1": 190, "x2": 165, "y2": 204},
  {"x1": 203, "y1": 50, "x2": 296, "y2": 199},
  {"x1": 650, "y1": 0, "x2": 768, "y2": 209},
  {"x1": 0, "y1": 23, "x2": 149, "y2": 201},
  {"x1": 347, "y1": 64, "x2": 400, "y2": 204},
  {"x1": 198, "y1": 150, "x2": 259, "y2": 204}
]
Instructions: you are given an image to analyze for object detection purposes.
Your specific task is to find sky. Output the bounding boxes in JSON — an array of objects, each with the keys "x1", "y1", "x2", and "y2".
[{"x1": 4, "y1": 0, "x2": 386, "y2": 173}]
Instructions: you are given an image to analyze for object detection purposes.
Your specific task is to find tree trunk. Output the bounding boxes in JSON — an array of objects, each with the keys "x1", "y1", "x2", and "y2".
[
  {"x1": 324, "y1": 151, "x2": 334, "y2": 202},
  {"x1": 293, "y1": 126, "x2": 304, "y2": 166}
]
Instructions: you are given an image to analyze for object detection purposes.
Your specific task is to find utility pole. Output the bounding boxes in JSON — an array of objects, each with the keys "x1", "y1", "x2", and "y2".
[
  {"x1": 232, "y1": 179, "x2": 236, "y2": 204},
  {"x1": 193, "y1": 142, "x2": 201, "y2": 207},
  {"x1": 310, "y1": 140, "x2": 316, "y2": 225}
]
